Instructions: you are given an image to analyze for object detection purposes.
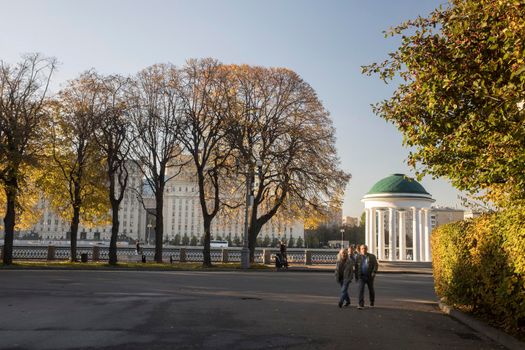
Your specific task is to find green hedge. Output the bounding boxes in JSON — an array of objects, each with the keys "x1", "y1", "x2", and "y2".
[{"x1": 431, "y1": 207, "x2": 525, "y2": 337}]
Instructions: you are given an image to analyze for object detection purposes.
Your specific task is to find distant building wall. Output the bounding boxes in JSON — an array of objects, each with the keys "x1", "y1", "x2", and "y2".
[
  {"x1": 6, "y1": 161, "x2": 304, "y2": 242},
  {"x1": 342, "y1": 216, "x2": 359, "y2": 227},
  {"x1": 430, "y1": 207, "x2": 465, "y2": 230}
]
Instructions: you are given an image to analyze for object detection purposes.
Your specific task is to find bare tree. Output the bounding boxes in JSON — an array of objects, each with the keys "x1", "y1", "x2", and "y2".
[
  {"x1": 94, "y1": 74, "x2": 132, "y2": 265},
  {"x1": 178, "y1": 59, "x2": 235, "y2": 267},
  {"x1": 46, "y1": 71, "x2": 108, "y2": 262},
  {"x1": 0, "y1": 54, "x2": 56, "y2": 265},
  {"x1": 127, "y1": 64, "x2": 185, "y2": 263},
  {"x1": 226, "y1": 65, "x2": 350, "y2": 262}
]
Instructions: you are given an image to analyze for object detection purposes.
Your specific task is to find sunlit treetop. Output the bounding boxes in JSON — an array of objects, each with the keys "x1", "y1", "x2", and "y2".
[{"x1": 363, "y1": 0, "x2": 525, "y2": 207}]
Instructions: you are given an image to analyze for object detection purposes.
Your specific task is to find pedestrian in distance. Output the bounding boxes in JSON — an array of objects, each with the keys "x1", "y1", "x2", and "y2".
[
  {"x1": 275, "y1": 240, "x2": 288, "y2": 269},
  {"x1": 279, "y1": 240, "x2": 287, "y2": 259},
  {"x1": 356, "y1": 244, "x2": 378, "y2": 309},
  {"x1": 335, "y1": 248, "x2": 356, "y2": 308},
  {"x1": 136, "y1": 240, "x2": 146, "y2": 263}
]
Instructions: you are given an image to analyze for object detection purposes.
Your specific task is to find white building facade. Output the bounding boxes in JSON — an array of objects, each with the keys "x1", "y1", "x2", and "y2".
[
  {"x1": 31, "y1": 163, "x2": 145, "y2": 241},
  {"x1": 155, "y1": 165, "x2": 304, "y2": 243},
  {"x1": 16, "y1": 164, "x2": 304, "y2": 243}
]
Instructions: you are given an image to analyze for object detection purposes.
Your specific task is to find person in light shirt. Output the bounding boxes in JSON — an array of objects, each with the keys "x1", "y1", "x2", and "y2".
[{"x1": 335, "y1": 248, "x2": 357, "y2": 308}]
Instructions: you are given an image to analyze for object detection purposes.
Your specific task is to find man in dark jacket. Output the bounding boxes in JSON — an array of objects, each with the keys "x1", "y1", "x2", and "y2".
[{"x1": 356, "y1": 244, "x2": 379, "y2": 309}]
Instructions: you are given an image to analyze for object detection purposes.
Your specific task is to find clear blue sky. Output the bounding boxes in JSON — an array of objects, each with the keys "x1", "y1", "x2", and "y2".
[{"x1": 0, "y1": 0, "x2": 461, "y2": 217}]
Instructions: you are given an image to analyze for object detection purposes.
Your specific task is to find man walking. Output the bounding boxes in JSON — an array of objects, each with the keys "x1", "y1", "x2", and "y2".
[{"x1": 356, "y1": 244, "x2": 378, "y2": 309}]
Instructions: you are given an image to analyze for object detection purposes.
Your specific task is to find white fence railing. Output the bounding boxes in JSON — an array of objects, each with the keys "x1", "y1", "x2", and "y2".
[{"x1": 0, "y1": 245, "x2": 340, "y2": 265}]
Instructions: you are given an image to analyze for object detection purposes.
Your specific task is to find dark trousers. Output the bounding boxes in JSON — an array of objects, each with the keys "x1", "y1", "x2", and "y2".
[
  {"x1": 339, "y1": 280, "x2": 351, "y2": 305},
  {"x1": 358, "y1": 278, "x2": 375, "y2": 307}
]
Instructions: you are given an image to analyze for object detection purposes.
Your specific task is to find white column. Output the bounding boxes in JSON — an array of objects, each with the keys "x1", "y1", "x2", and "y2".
[
  {"x1": 412, "y1": 207, "x2": 420, "y2": 262},
  {"x1": 419, "y1": 209, "x2": 425, "y2": 261},
  {"x1": 371, "y1": 209, "x2": 378, "y2": 256},
  {"x1": 392, "y1": 209, "x2": 397, "y2": 260},
  {"x1": 365, "y1": 208, "x2": 370, "y2": 247},
  {"x1": 370, "y1": 208, "x2": 377, "y2": 256},
  {"x1": 399, "y1": 211, "x2": 406, "y2": 260},
  {"x1": 424, "y1": 209, "x2": 431, "y2": 261},
  {"x1": 388, "y1": 208, "x2": 395, "y2": 261},
  {"x1": 377, "y1": 210, "x2": 384, "y2": 260},
  {"x1": 390, "y1": 209, "x2": 398, "y2": 260}
]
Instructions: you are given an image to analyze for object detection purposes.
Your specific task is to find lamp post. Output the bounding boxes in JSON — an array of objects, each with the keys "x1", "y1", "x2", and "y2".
[
  {"x1": 340, "y1": 228, "x2": 345, "y2": 248},
  {"x1": 147, "y1": 224, "x2": 152, "y2": 245},
  {"x1": 241, "y1": 159, "x2": 262, "y2": 269},
  {"x1": 240, "y1": 168, "x2": 252, "y2": 269}
]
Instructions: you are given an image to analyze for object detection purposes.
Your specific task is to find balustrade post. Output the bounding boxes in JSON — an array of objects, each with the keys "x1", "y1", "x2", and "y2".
[
  {"x1": 179, "y1": 248, "x2": 186, "y2": 263},
  {"x1": 47, "y1": 245, "x2": 56, "y2": 261},
  {"x1": 222, "y1": 249, "x2": 229, "y2": 263},
  {"x1": 92, "y1": 246, "x2": 100, "y2": 262},
  {"x1": 305, "y1": 250, "x2": 313, "y2": 265},
  {"x1": 263, "y1": 249, "x2": 271, "y2": 265}
]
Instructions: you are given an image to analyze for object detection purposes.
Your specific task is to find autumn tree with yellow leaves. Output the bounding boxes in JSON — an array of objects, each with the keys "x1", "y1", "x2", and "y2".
[
  {"x1": 0, "y1": 54, "x2": 56, "y2": 265},
  {"x1": 93, "y1": 73, "x2": 132, "y2": 265},
  {"x1": 178, "y1": 59, "x2": 237, "y2": 267},
  {"x1": 41, "y1": 71, "x2": 110, "y2": 262},
  {"x1": 127, "y1": 64, "x2": 186, "y2": 263},
  {"x1": 225, "y1": 65, "x2": 350, "y2": 262},
  {"x1": 0, "y1": 55, "x2": 348, "y2": 267}
]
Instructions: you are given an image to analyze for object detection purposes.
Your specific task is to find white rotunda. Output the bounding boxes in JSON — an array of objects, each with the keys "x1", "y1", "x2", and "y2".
[{"x1": 361, "y1": 174, "x2": 435, "y2": 262}]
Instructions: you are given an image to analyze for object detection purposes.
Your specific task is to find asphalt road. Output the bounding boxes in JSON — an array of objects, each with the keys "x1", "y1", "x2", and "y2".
[{"x1": 0, "y1": 270, "x2": 504, "y2": 350}]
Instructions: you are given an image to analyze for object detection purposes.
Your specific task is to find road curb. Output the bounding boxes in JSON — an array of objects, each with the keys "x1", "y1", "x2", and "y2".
[
  {"x1": 438, "y1": 301, "x2": 524, "y2": 350},
  {"x1": 0, "y1": 264, "x2": 432, "y2": 275},
  {"x1": 285, "y1": 267, "x2": 433, "y2": 275},
  {"x1": 0, "y1": 266, "x2": 269, "y2": 273},
  {"x1": 291, "y1": 270, "x2": 432, "y2": 275}
]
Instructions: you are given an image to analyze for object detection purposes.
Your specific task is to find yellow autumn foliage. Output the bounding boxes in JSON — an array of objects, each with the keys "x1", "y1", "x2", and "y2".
[
  {"x1": 431, "y1": 206, "x2": 525, "y2": 337},
  {"x1": 0, "y1": 165, "x2": 43, "y2": 231}
]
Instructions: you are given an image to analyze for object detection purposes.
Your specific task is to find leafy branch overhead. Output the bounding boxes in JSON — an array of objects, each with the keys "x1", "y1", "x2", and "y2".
[{"x1": 362, "y1": 0, "x2": 525, "y2": 206}]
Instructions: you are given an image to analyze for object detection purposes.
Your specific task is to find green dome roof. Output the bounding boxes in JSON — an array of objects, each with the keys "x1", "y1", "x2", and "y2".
[{"x1": 367, "y1": 174, "x2": 429, "y2": 195}]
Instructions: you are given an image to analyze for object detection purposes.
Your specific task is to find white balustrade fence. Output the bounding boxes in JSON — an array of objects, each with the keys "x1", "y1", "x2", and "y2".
[{"x1": 1, "y1": 245, "x2": 341, "y2": 265}]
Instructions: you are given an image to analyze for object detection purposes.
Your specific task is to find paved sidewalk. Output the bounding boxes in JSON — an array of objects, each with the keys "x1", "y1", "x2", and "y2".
[{"x1": 0, "y1": 269, "x2": 502, "y2": 350}]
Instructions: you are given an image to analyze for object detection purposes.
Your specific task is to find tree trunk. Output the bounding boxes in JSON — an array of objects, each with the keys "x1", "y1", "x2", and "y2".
[
  {"x1": 247, "y1": 195, "x2": 286, "y2": 263},
  {"x1": 154, "y1": 191, "x2": 164, "y2": 263},
  {"x1": 2, "y1": 179, "x2": 18, "y2": 265},
  {"x1": 69, "y1": 177, "x2": 83, "y2": 262},
  {"x1": 248, "y1": 204, "x2": 261, "y2": 263},
  {"x1": 108, "y1": 200, "x2": 119, "y2": 265},
  {"x1": 69, "y1": 205, "x2": 80, "y2": 262},
  {"x1": 202, "y1": 216, "x2": 212, "y2": 267},
  {"x1": 248, "y1": 222, "x2": 262, "y2": 263}
]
